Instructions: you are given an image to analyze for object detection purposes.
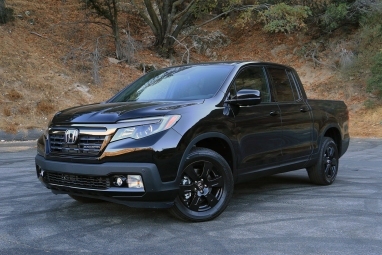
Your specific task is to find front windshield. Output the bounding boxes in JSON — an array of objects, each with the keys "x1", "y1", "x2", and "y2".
[{"x1": 110, "y1": 65, "x2": 234, "y2": 102}]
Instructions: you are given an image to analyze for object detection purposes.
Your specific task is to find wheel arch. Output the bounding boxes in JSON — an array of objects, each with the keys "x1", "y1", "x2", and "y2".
[
  {"x1": 176, "y1": 132, "x2": 237, "y2": 182},
  {"x1": 322, "y1": 126, "x2": 342, "y2": 156}
]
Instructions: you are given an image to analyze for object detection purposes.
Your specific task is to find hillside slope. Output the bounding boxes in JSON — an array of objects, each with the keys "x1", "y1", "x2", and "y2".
[{"x1": 1, "y1": 0, "x2": 381, "y2": 138}]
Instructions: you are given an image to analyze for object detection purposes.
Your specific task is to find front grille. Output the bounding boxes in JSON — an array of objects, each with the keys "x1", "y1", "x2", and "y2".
[
  {"x1": 49, "y1": 133, "x2": 105, "y2": 156},
  {"x1": 46, "y1": 171, "x2": 110, "y2": 190}
]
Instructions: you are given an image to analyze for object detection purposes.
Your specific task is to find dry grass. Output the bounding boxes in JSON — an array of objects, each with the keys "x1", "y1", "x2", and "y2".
[
  {"x1": 36, "y1": 100, "x2": 56, "y2": 114},
  {"x1": 6, "y1": 89, "x2": 23, "y2": 101},
  {"x1": 3, "y1": 107, "x2": 12, "y2": 117},
  {"x1": 17, "y1": 106, "x2": 30, "y2": 115},
  {"x1": 350, "y1": 107, "x2": 382, "y2": 137},
  {"x1": 3, "y1": 123, "x2": 18, "y2": 134},
  {"x1": 0, "y1": 0, "x2": 380, "y2": 138},
  {"x1": 0, "y1": 0, "x2": 142, "y2": 133}
]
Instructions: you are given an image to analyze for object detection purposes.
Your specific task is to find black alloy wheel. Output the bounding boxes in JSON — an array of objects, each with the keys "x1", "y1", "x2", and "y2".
[
  {"x1": 169, "y1": 147, "x2": 233, "y2": 222},
  {"x1": 307, "y1": 137, "x2": 339, "y2": 185},
  {"x1": 323, "y1": 145, "x2": 338, "y2": 181}
]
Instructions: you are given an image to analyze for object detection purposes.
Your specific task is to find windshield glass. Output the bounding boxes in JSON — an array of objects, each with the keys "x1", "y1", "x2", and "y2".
[{"x1": 109, "y1": 65, "x2": 234, "y2": 102}]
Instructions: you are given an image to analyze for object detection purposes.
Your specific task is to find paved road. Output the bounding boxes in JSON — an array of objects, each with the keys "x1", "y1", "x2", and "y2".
[{"x1": 1, "y1": 139, "x2": 381, "y2": 255}]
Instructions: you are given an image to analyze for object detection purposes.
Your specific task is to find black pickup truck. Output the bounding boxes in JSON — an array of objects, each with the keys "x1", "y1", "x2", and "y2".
[{"x1": 35, "y1": 61, "x2": 349, "y2": 221}]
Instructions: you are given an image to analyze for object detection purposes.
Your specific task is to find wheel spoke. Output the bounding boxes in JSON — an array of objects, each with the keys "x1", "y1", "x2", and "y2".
[
  {"x1": 189, "y1": 195, "x2": 202, "y2": 211},
  {"x1": 327, "y1": 146, "x2": 334, "y2": 158},
  {"x1": 201, "y1": 161, "x2": 212, "y2": 180},
  {"x1": 330, "y1": 166, "x2": 337, "y2": 177},
  {"x1": 205, "y1": 193, "x2": 219, "y2": 208},
  {"x1": 184, "y1": 165, "x2": 199, "y2": 181},
  {"x1": 207, "y1": 176, "x2": 224, "y2": 188},
  {"x1": 324, "y1": 164, "x2": 331, "y2": 175},
  {"x1": 179, "y1": 184, "x2": 192, "y2": 195},
  {"x1": 331, "y1": 158, "x2": 338, "y2": 168}
]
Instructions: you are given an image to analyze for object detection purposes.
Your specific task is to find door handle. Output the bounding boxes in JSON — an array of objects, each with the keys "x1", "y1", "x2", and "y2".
[
  {"x1": 300, "y1": 106, "x2": 310, "y2": 112},
  {"x1": 269, "y1": 111, "x2": 279, "y2": 116}
]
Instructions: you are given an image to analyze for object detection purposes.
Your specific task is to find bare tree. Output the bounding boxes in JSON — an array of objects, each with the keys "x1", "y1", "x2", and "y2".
[
  {"x1": 169, "y1": 36, "x2": 195, "y2": 64},
  {"x1": 83, "y1": 0, "x2": 125, "y2": 59},
  {"x1": 129, "y1": 1, "x2": 268, "y2": 57},
  {"x1": 91, "y1": 37, "x2": 102, "y2": 84},
  {"x1": 130, "y1": 0, "x2": 215, "y2": 57},
  {"x1": 122, "y1": 24, "x2": 140, "y2": 64}
]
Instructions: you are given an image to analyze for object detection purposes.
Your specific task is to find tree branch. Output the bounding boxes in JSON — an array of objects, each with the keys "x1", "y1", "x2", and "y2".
[
  {"x1": 144, "y1": 0, "x2": 163, "y2": 37},
  {"x1": 178, "y1": 4, "x2": 270, "y2": 42},
  {"x1": 130, "y1": 0, "x2": 159, "y2": 37},
  {"x1": 173, "y1": 0, "x2": 195, "y2": 21},
  {"x1": 30, "y1": 31, "x2": 48, "y2": 39},
  {"x1": 169, "y1": 35, "x2": 195, "y2": 64},
  {"x1": 309, "y1": 48, "x2": 337, "y2": 70}
]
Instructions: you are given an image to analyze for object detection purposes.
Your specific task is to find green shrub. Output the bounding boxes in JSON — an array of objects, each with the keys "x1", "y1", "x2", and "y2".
[
  {"x1": 367, "y1": 51, "x2": 382, "y2": 99},
  {"x1": 258, "y1": 3, "x2": 312, "y2": 33},
  {"x1": 320, "y1": 3, "x2": 349, "y2": 32},
  {"x1": 364, "y1": 99, "x2": 376, "y2": 109},
  {"x1": 359, "y1": 11, "x2": 382, "y2": 43}
]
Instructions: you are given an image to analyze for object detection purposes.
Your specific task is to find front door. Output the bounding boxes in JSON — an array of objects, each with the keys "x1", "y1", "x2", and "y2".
[{"x1": 228, "y1": 66, "x2": 283, "y2": 172}]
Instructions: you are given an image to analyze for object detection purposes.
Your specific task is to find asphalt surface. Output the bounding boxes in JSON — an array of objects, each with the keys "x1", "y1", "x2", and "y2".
[
  {"x1": 0, "y1": 138, "x2": 381, "y2": 255},
  {"x1": 0, "y1": 129, "x2": 43, "y2": 142}
]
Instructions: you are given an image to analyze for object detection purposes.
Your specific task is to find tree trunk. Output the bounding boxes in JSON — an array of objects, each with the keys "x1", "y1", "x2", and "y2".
[
  {"x1": 111, "y1": 0, "x2": 123, "y2": 60},
  {"x1": 162, "y1": 3, "x2": 194, "y2": 58},
  {"x1": 113, "y1": 22, "x2": 123, "y2": 60},
  {"x1": 0, "y1": 0, "x2": 6, "y2": 23},
  {"x1": 133, "y1": 0, "x2": 198, "y2": 58}
]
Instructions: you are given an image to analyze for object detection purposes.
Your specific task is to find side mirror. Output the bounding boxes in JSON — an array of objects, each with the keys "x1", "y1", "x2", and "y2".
[{"x1": 226, "y1": 89, "x2": 261, "y2": 106}]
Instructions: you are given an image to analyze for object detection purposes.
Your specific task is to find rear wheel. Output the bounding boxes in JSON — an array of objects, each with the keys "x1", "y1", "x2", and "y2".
[
  {"x1": 307, "y1": 137, "x2": 339, "y2": 185},
  {"x1": 169, "y1": 148, "x2": 233, "y2": 222},
  {"x1": 68, "y1": 194, "x2": 104, "y2": 203}
]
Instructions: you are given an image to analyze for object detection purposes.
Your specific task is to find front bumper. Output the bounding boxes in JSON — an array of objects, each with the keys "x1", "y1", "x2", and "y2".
[{"x1": 35, "y1": 155, "x2": 179, "y2": 208}]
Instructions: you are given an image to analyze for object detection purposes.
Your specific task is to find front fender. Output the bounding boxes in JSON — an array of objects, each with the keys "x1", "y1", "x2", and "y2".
[{"x1": 175, "y1": 132, "x2": 237, "y2": 183}]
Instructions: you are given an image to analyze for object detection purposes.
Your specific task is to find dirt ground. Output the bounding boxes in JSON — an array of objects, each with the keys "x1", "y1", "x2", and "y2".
[{"x1": 0, "y1": 0, "x2": 381, "y2": 138}]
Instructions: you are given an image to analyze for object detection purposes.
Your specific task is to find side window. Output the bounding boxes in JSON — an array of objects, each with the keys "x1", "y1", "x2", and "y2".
[
  {"x1": 232, "y1": 66, "x2": 271, "y2": 102},
  {"x1": 287, "y1": 71, "x2": 302, "y2": 101},
  {"x1": 267, "y1": 68, "x2": 295, "y2": 102}
]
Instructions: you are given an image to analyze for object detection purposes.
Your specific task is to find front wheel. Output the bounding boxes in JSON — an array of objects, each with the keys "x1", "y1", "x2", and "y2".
[
  {"x1": 307, "y1": 137, "x2": 339, "y2": 185},
  {"x1": 169, "y1": 148, "x2": 234, "y2": 222}
]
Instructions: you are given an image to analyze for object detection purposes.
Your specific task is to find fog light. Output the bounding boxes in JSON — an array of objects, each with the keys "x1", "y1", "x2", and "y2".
[
  {"x1": 113, "y1": 176, "x2": 126, "y2": 187},
  {"x1": 127, "y1": 175, "x2": 144, "y2": 188}
]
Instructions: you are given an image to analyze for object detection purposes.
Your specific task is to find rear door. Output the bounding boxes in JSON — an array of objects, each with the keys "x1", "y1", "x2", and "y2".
[
  {"x1": 266, "y1": 67, "x2": 313, "y2": 161},
  {"x1": 229, "y1": 65, "x2": 283, "y2": 171}
]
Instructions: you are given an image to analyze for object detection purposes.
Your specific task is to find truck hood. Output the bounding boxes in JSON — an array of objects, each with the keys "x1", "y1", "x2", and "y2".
[{"x1": 51, "y1": 101, "x2": 202, "y2": 124}]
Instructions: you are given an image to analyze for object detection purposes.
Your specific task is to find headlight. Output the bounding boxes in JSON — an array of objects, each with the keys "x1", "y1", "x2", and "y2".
[{"x1": 111, "y1": 115, "x2": 181, "y2": 142}]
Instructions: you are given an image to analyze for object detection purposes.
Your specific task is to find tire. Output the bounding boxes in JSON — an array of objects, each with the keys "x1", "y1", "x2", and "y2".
[
  {"x1": 169, "y1": 147, "x2": 234, "y2": 222},
  {"x1": 68, "y1": 194, "x2": 104, "y2": 203},
  {"x1": 307, "y1": 137, "x2": 339, "y2": 185}
]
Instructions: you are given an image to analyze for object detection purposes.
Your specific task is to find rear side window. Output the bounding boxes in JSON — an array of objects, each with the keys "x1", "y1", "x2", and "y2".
[
  {"x1": 287, "y1": 71, "x2": 302, "y2": 101},
  {"x1": 267, "y1": 68, "x2": 296, "y2": 102}
]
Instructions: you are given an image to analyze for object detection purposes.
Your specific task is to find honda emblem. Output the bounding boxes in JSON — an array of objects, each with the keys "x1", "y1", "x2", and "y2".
[{"x1": 64, "y1": 129, "x2": 79, "y2": 144}]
